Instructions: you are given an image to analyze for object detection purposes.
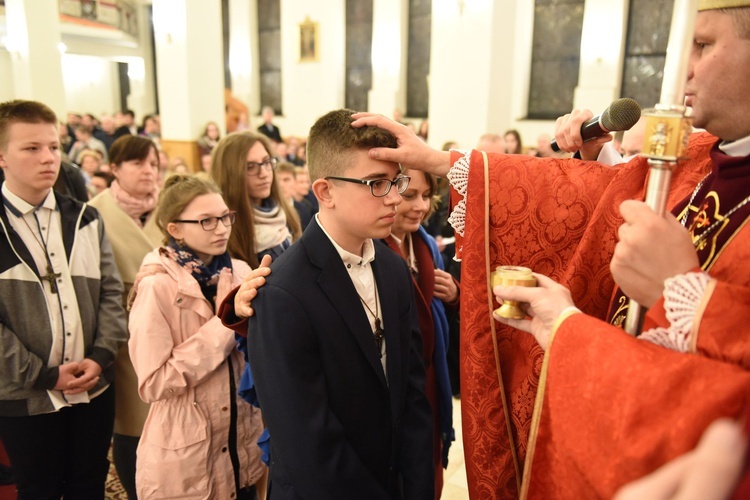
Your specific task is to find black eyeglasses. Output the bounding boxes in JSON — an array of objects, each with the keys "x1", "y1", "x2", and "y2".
[
  {"x1": 173, "y1": 211, "x2": 236, "y2": 231},
  {"x1": 324, "y1": 175, "x2": 411, "y2": 198},
  {"x1": 246, "y1": 157, "x2": 277, "y2": 176}
]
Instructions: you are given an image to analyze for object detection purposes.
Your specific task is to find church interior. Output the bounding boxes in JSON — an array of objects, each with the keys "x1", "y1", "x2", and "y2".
[
  {"x1": 0, "y1": 0, "x2": 682, "y2": 499},
  {"x1": 0, "y1": 0, "x2": 672, "y2": 170}
]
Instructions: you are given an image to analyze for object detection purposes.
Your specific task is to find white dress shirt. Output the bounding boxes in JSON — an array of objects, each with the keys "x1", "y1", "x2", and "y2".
[
  {"x1": 315, "y1": 215, "x2": 387, "y2": 377},
  {"x1": 2, "y1": 184, "x2": 92, "y2": 409}
]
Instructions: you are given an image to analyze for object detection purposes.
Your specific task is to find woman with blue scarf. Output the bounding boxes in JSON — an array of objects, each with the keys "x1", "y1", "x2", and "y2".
[{"x1": 383, "y1": 168, "x2": 458, "y2": 499}]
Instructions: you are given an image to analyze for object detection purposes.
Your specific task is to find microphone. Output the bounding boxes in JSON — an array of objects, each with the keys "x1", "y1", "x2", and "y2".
[{"x1": 550, "y1": 98, "x2": 641, "y2": 152}]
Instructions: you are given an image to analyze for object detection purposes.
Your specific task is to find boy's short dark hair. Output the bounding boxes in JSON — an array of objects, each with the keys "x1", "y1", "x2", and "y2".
[
  {"x1": 0, "y1": 100, "x2": 58, "y2": 150},
  {"x1": 307, "y1": 109, "x2": 398, "y2": 181}
]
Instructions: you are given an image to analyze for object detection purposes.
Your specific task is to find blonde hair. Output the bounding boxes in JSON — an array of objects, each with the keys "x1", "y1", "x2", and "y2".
[
  {"x1": 77, "y1": 149, "x2": 101, "y2": 166},
  {"x1": 155, "y1": 174, "x2": 222, "y2": 244},
  {"x1": 276, "y1": 161, "x2": 297, "y2": 176},
  {"x1": 402, "y1": 168, "x2": 440, "y2": 220},
  {"x1": 210, "y1": 131, "x2": 301, "y2": 268}
]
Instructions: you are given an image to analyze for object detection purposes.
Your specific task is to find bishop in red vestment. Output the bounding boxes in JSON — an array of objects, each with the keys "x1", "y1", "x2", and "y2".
[
  {"x1": 351, "y1": 3, "x2": 750, "y2": 497},
  {"x1": 452, "y1": 131, "x2": 750, "y2": 498}
]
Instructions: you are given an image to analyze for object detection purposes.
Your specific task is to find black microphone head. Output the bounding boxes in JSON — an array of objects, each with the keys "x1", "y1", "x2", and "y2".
[{"x1": 601, "y1": 98, "x2": 641, "y2": 132}]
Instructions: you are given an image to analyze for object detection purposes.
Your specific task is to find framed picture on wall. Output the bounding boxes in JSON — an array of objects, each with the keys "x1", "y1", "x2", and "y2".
[{"x1": 299, "y1": 17, "x2": 319, "y2": 63}]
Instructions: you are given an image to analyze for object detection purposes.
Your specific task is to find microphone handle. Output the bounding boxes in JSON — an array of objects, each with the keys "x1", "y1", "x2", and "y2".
[
  {"x1": 550, "y1": 114, "x2": 608, "y2": 152},
  {"x1": 580, "y1": 114, "x2": 608, "y2": 141}
]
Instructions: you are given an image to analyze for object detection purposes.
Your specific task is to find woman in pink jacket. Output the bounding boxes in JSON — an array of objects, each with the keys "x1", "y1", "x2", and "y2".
[{"x1": 128, "y1": 174, "x2": 266, "y2": 499}]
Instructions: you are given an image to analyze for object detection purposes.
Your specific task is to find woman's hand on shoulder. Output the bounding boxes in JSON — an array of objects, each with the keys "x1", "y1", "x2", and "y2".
[{"x1": 233, "y1": 254, "x2": 273, "y2": 318}]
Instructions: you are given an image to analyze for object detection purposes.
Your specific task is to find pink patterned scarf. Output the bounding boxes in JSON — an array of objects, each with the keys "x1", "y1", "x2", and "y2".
[{"x1": 109, "y1": 180, "x2": 158, "y2": 227}]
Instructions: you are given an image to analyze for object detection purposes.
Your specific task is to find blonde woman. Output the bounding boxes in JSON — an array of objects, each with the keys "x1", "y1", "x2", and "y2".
[{"x1": 128, "y1": 175, "x2": 266, "y2": 499}]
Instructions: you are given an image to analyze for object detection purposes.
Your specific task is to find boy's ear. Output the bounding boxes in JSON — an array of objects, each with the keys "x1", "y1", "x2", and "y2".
[{"x1": 312, "y1": 178, "x2": 334, "y2": 208}]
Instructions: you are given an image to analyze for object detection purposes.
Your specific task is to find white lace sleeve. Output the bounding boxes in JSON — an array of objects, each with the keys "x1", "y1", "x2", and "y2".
[
  {"x1": 639, "y1": 272, "x2": 711, "y2": 352},
  {"x1": 446, "y1": 149, "x2": 471, "y2": 236}
]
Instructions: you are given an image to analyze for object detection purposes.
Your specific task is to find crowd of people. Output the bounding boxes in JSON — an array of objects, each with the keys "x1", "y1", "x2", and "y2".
[
  {"x1": 1, "y1": 2, "x2": 749, "y2": 499},
  {"x1": 0, "y1": 100, "x2": 463, "y2": 499}
]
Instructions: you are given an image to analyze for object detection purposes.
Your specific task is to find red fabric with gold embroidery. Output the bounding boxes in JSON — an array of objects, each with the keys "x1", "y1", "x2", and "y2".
[{"x1": 458, "y1": 133, "x2": 716, "y2": 498}]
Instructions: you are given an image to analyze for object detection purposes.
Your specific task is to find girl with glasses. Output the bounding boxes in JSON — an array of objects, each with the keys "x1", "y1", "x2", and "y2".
[
  {"x1": 128, "y1": 174, "x2": 266, "y2": 499},
  {"x1": 211, "y1": 132, "x2": 301, "y2": 269}
]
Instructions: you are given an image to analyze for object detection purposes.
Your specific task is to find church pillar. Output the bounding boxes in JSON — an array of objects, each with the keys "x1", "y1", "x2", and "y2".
[
  {"x1": 4, "y1": 0, "x2": 67, "y2": 118},
  {"x1": 573, "y1": 0, "x2": 628, "y2": 112},
  {"x1": 368, "y1": 0, "x2": 408, "y2": 117},
  {"x1": 152, "y1": 0, "x2": 225, "y2": 171},
  {"x1": 428, "y1": 0, "x2": 517, "y2": 150},
  {"x1": 228, "y1": 0, "x2": 257, "y2": 119}
]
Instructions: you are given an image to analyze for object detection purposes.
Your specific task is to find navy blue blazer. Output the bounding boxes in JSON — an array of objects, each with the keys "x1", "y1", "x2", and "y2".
[{"x1": 248, "y1": 219, "x2": 434, "y2": 500}]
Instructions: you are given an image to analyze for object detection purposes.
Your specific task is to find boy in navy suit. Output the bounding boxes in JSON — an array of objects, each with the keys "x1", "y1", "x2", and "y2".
[{"x1": 248, "y1": 109, "x2": 434, "y2": 499}]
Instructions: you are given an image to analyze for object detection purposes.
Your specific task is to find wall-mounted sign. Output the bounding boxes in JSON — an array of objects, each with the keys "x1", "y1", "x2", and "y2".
[{"x1": 59, "y1": 0, "x2": 139, "y2": 38}]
